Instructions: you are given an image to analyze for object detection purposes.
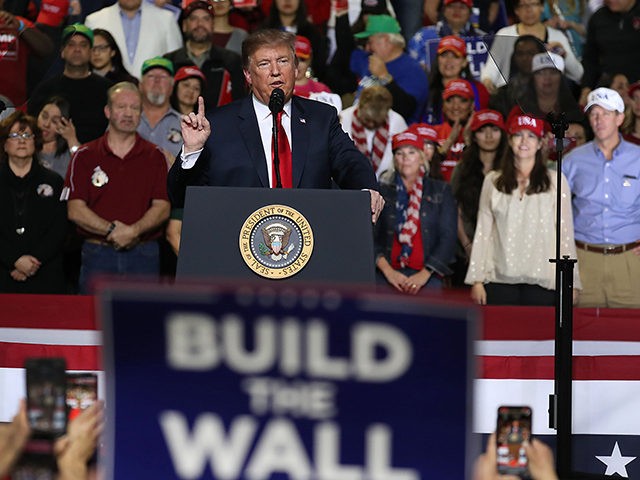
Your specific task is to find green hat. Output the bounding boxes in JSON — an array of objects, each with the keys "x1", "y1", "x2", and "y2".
[
  {"x1": 354, "y1": 15, "x2": 401, "y2": 38},
  {"x1": 62, "y1": 23, "x2": 94, "y2": 46},
  {"x1": 141, "y1": 57, "x2": 175, "y2": 76}
]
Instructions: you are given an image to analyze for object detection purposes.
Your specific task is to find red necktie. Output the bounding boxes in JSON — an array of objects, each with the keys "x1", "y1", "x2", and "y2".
[{"x1": 271, "y1": 111, "x2": 292, "y2": 188}]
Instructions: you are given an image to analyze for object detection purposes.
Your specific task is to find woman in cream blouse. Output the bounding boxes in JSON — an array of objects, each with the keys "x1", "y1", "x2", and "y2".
[{"x1": 465, "y1": 112, "x2": 580, "y2": 305}]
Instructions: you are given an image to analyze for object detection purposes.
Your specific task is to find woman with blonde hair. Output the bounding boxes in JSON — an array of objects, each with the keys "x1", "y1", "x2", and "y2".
[{"x1": 374, "y1": 130, "x2": 457, "y2": 294}]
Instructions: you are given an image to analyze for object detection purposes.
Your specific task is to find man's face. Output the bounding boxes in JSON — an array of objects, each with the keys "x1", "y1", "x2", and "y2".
[
  {"x1": 365, "y1": 34, "x2": 392, "y2": 59},
  {"x1": 105, "y1": 89, "x2": 142, "y2": 133},
  {"x1": 61, "y1": 34, "x2": 91, "y2": 68},
  {"x1": 605, "y1": 0, "x2": 634, "y2": 12},
  {"x1": 356, "y1": 106, "x2": 387, "y2": 130},
  {"x1": 588, "y1": 105, "x2": 624, "y2": 144},
  {"x1": 140, "y1": 68, "x2": 174, "y2": 106},
  {"x1": 443, "y1": 1, "x2": 471, "y2": 28},
  {"x1": 118, "y1": 0, "x2": 142, "y2": 12},
  {"x1": 244, "y1": 44, "x2": 297, "y2": 105},
  {"x1": 183, "y1": 9, "x2": 213, "y2": 42}
]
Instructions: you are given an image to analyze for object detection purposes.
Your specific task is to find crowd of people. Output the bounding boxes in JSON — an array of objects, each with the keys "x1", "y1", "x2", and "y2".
[{"x1": 0, "y1": 0, "x2": 638, "y2": 309}]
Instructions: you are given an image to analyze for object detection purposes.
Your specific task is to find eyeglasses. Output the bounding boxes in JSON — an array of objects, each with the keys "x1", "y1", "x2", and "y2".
[
  {"x1": 92, "y1": 44, "x2": 111, "y2": 52},
  {"x1": 7, "y1": 132, "x2": 35, "y2": 140}
]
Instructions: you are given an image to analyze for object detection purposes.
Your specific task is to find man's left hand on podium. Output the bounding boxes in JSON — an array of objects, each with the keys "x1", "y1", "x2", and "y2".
[{"x1": 367, "y1": 189, "x2": 384, "y2": 223}]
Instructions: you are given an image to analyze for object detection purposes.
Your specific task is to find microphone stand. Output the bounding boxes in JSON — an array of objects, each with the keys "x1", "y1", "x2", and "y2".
[
  {"x1": 546, "y1": 111, "x2": 577, "y2": 478},
  {"x1": 272, "y1": 112, "x2": 283, "y2": 189}
]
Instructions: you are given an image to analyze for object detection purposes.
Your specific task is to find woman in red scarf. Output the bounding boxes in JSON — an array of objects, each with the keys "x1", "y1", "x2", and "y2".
[{"x1": 374, "y1": 130, "x2": 457, "y2": 294}]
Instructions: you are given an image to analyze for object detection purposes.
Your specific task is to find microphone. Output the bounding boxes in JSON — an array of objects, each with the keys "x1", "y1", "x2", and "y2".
[
  {"x1": 269, "y1": 88, "x2": 285, "y2": 188},
  {"x1": 268, "y1": 88, "x2": 285, "y2": 114}
]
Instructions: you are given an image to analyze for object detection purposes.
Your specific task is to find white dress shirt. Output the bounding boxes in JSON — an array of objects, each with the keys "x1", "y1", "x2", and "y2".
[{"x1": 180, "y1": 95, "x2": 292, "y2": 188}]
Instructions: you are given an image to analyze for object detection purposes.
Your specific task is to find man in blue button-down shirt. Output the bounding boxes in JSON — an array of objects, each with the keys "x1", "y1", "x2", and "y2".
[{"x1": 563, "y1": 87, "x2": 640, "y2": 307}]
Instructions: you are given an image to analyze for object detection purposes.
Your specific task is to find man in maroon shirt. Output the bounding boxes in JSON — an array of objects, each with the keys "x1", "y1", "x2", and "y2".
[{"x1": 66, "y1": 81, "x2": 170, "y2": 293}]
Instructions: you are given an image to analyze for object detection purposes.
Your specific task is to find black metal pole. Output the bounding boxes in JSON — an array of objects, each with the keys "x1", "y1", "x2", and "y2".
[{"x1": 546, "y1": 112, "x2": 576, "y2": 478}]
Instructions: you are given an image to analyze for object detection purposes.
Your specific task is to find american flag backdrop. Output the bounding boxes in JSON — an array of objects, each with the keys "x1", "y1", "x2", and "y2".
[{"x1": 1, "y1": 295, "x2": 639, "y2": 478}]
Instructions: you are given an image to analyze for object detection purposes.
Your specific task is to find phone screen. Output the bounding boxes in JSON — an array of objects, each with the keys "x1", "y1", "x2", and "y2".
[
  {"x1": 66, "y1": 373, "x2": 98, "y2": 421},
  {"x1": 496, "y1": 406, "x2": 532, "y2": 478},
  {"x1": 25, "y1": 358, "x2": 67, "y2": 438}
]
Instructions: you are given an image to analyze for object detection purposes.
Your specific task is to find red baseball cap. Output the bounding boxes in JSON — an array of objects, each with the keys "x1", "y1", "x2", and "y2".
[
  {"x1": 407, "y1": 123, "x2": 439, "y2": 144},
  {"x1": 471, "y1": 109, "x2": 505, "y2": 132},
  {"x1": 506, "y1": 113, "x2": 544, "y2": 137},
  {"x1": 181, "y1": 0, "x2": 212, "y2": 20},
  {"x1": 444, "y1": 0, "x2": 473, "y2": 7},
  {"x1": 392, "y1": 131, "x2": 424, "y2": 151},
  {"x1": 443, "y1": 79, "x2": 475, "y2": 100},
  {"x1": 629, "y1": 81, "x2": 640, "y2": 99},
  {"x1": 437, "y1": 35, "x2": 466, "y2": 58},
  {"x1": 295, "y1": 35, "x2": 312, "y2": 60},
  {"x1": 174, "y1": 65, "x2": 206, "y2": 84}
]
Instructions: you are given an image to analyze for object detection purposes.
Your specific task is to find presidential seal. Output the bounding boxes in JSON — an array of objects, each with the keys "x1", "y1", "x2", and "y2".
[{"x1": 239, "y1": 204, "x2": 314, "y2": 279}]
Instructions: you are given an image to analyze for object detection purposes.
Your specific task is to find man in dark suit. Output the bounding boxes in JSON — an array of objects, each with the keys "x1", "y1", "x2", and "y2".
[{"x1": 168, "y1": 29, "x2": 384, "y2": 222}]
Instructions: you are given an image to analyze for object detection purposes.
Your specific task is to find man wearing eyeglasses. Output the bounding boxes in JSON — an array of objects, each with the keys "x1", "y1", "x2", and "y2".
[{"x1": 28, "y1": 24, "x2": 112, "y2": 144}]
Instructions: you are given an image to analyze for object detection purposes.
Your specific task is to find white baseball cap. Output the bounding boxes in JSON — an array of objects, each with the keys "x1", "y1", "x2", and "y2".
[
  {"x1": 584, "y1": 87, "x2": 625, "y2": 113},
  {"x1": 531, "y1": 52, "x2": 565, "y2": 74}
]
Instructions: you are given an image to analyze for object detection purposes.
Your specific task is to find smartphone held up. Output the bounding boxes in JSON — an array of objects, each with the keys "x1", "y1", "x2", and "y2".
[
  {"x1": 496, "y1": 406, "x2": 532, "y2": 478},
  {"x1": 16, "y1": 358, "x2": 99, "y2": 479}
]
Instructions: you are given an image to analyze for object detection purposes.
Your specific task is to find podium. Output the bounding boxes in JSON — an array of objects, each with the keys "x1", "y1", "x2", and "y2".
[{"x1": 177, "y1": 187, "x2": 375, "y2": 284}]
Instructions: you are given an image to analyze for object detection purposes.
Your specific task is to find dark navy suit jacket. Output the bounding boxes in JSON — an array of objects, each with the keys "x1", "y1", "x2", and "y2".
[{"x1": 168, "y1": 95, "x2": 378, "y2": 207}]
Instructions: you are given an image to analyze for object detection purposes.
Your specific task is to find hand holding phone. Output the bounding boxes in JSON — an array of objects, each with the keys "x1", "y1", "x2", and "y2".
[
  {"x1": 25, "y1": 358, "x2": 67, "y2": 438},
  {"x1": 496, "y1": 406, "x2": 532, "y2": 478},
  {"x1": 66, "y1": 373, "x2": 98, "y2": 421}
]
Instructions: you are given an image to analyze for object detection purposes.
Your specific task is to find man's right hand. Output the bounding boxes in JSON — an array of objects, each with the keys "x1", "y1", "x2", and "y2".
[{"x1": 181, "y1": 96, "x2": 211, "y2": 154}]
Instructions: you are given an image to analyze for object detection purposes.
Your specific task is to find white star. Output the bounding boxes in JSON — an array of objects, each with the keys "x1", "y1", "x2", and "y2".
[{"x1": 596, "y1": 442, "x2": 636, "y2": 477}]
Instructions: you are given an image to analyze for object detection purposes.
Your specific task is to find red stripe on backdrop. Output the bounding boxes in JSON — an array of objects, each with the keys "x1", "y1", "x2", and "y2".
[
  {"x1": 479, "y1": 356, "x2": 640, "y2": 380},
  {"x1": 480, "y1": 306, "x2": 555, "y2": 340},
  {"x1": 573, "y1": 309, "x2": 640, "y2": 341},
  {"x1": 0, "y1": 343, "x2": 102, "y2": 370},
  {"x1": 480, "y1": 307, "x2": 640, "y2": 342},
  {"x1": 0, "y1": 294, "x2": 97, "y2": 330}
]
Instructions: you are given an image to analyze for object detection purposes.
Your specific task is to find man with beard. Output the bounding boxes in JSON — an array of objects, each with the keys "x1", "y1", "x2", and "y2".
[
  {"x1": 66, "y1": 82, "x2": 170, "y2": 294},
  {"x1": 164, "y1": 1, "x2": 246, "y2": 108},
  {"x1": 28, "y1": 24, "x2": 111, "y2": 144},
  {"x1": 137, "y1": 57, "x2": 183, "y2": 164}
]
